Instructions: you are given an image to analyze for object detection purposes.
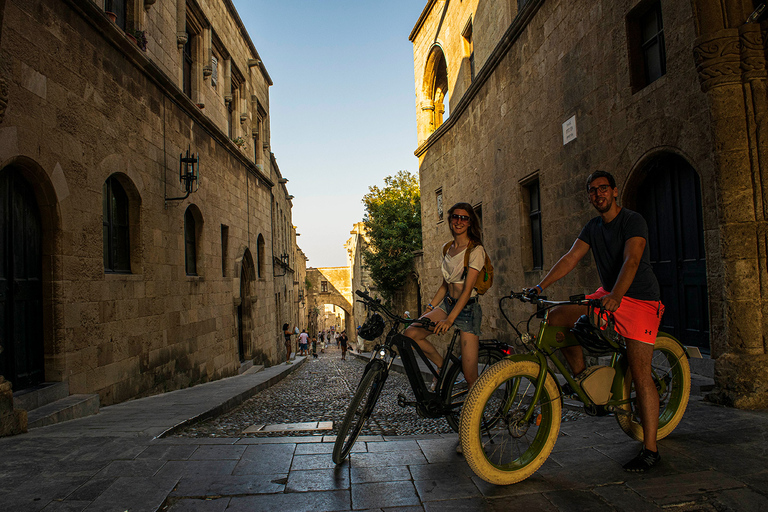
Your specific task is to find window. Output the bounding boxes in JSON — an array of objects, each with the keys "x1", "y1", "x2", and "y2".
[
  {"x1": 183, "y1": 30, "x2": 193, "y2": 99},
  {"x1": 462, "y1": 20, "x2": 474, "y2": 81},
  {"x1": 105, "y1": 0, "x2": 127, "y2": 31},
  {"x1": 221, "y1": 224, "x2": 229, "y2": 277},
  {"x1": 103, "y1": 176, "x2": 131, "y2": 273},
  {"x1": 436, "y1": 189, "x2": 443, "y2": 222},
  {"x1": 527, "y1": 180, "x2": 543, "y2": 270},
  {"x1": 257, "y1": 234, "x2": 265, "y2": 278},
  {"x1": 211, "y1": 54, "x2": 218, "y2": 89},
  {"x1": 423, "y1": 46, "x2": 449, "y2": 134},
  {"x1": 321, "y1": 281, "x2": 328, "y2": 293},
  {"x1": 627, "y1": 1, "x2": 666, "y2": 92},
  {"x1": 185, "y1": 207, "x2": 197, "y2": 275}
]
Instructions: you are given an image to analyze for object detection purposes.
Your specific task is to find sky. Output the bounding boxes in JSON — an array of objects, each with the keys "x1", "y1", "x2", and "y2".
[{"x1": 232, "y1": 0, "x2": 425, "y2": 268}]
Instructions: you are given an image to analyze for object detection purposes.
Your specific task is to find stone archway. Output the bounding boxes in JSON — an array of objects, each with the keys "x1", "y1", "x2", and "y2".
[
  {"x1": 306, "y1": 267, "x2": 354, "y2": 337},
  {"x1": 422, "y1": 45, "x2": 449, "y2": 134}
]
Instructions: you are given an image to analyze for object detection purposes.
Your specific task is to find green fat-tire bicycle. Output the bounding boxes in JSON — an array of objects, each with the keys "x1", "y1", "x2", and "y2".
[{"x1": 459, "y1": 291, "x2": 692, "y2": 485}]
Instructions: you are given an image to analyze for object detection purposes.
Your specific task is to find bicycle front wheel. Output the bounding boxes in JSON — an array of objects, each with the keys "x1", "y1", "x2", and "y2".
[
  {"x1": 443, "y1": 347, "x2": 506, "y2": 432},
  {"x1": 460, "y1": 360, "x2": 561, "y2": 485},
  {"x1": 616, "y1": 335, "x2": 691, "y2": 441},
  {"x1": 332, "y1": 360, "x2": 388, "y2": 464}
]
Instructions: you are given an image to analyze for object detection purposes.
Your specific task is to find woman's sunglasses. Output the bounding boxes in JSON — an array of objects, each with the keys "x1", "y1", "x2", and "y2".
[{"x1": 450, "y1": 214, "x2": 470, "y2": 222}]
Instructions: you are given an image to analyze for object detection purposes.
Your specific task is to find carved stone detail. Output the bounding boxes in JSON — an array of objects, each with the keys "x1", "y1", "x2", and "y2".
[
  {"x1": 694, "y1": 29, "x2": 741, "y2": 91},
  {"x1": 176, "y1": 32, "x2": 188, "y2": 49},
  {"x1": 739, "y1": 24, "x2": 767, "y2": 81}
]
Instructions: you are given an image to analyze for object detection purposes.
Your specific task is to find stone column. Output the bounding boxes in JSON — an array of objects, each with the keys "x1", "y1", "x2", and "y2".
[
  {"x1": 175, "y1": 0, "x2": 186, "y2": 49},
  {"x1": 692, "y1": 1, "x2": 768, "y2": 408}
]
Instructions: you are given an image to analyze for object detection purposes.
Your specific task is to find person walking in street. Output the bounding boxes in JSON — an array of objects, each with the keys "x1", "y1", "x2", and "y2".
[
  {"x1": 339, "y1": 330, "x2": 348, "y2": 360},
  {"x1": 298, "y1": 329, "x2": 309, "y2": 356},
  {"x1": 526, "y1": 170, "x2": 664, "y2": 473},
  {"x1": 311, "y1": 334, "x2": 318, "y2": 358},
  {"x1": 282, "y1": 323, "x2": 293, "y2": 364}
]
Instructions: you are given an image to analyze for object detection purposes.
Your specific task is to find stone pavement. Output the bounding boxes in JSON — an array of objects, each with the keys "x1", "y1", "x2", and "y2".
[{"x1": 0, "y1": 352, "x2": 767, "y2": 511}]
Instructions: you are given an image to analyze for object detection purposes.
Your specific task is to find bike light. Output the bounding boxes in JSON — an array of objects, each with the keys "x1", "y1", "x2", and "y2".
[
  {"x1": 379, "y1": 349, "x2": 386, "y2": 357},
  {"x1": 501, "y1": 345, "x2": 512, "y2": 356}
]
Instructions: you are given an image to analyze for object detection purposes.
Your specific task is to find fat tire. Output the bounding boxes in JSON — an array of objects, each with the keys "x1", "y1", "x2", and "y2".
[
  {"x1": 459, "y1": 360, "x2": 561, "y2": 485},
  {"x1": 443, "y1": 348, "x2": 505, "y2": 432},
  {"x1": 332, "y1": 360, "x2": 387, "y2": 464},
  {"x1": 616, "y1": 335, "x2": 691, "y2": 441}
]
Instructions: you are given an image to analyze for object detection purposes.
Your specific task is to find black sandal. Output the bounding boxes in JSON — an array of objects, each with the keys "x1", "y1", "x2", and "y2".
[{"x1": 623, "y1": 447, "x2": 660, "y2": 472}]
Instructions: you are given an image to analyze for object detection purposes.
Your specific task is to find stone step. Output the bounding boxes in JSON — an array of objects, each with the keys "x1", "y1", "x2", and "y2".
[
  {"x1": 241, "y1": 364, "x2": 265, "y2": 375},
  {"x1": 13, "y1": 381, "x2": 69, "y2": 411},
  {"x1": 27, "y1": 394, "x2": 100, "y2": 429}
]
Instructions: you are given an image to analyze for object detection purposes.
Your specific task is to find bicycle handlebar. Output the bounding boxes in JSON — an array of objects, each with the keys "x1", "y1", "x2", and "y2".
[
  {"x1": 355, "y1": 290, "x2": 436, "y2": 330},
  {"x1": 510, "y1": 290, "x2": 601, "y2": 309}
]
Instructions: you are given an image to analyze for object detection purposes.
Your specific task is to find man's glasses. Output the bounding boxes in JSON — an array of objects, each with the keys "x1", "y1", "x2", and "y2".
[
  {"x1": 588, "y1": 184, "x2": 612, "y2": 196},
  {"x1": 450, "y1": 214, "x2": 470, "y2": 222}
]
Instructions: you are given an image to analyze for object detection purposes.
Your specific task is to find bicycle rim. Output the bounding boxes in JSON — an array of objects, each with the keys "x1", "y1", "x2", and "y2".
[
  {"x1": 443, "y1": 348, "x2": 505, "y2": 432},
  {"x1": 460, "y1": 360, "x2": 561, "y2": 485},
  {"x1": 332, "y1": 361, "x2": 387, "y2": 464}
]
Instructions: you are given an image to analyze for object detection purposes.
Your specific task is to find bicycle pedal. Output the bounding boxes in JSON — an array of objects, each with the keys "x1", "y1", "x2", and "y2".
[{"x1": 397, "y1": 393, "x2": 416, "y2": 408}]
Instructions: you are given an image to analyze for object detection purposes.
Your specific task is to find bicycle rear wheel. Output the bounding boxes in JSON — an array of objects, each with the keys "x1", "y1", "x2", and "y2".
[
  {"x1": 332, "y1": 360, "x2": 388, "y2": 464},
  {"x1": 460, "y1": 360, "x2": 561, "y2": 485},
  {"x1": 443, "y1": 347, "x2": 505, "y2": 432},
  {"x1": 616, "y1": 335, "x2": 690, "y2": 441}
]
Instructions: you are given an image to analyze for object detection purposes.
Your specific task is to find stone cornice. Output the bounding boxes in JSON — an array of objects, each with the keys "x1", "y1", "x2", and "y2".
[
  {"x1": 222, "y1": 0, "x2": 273, "y2": 86},
  {"x1": 414, "y1": 0, "x2": 544, "y2": 157},
  {"x1": 409, "y1": 0, "x2": 439, "y2": 42},
  {"x1": 63, "y1": 0, "x2": 273, "y2": 188}
]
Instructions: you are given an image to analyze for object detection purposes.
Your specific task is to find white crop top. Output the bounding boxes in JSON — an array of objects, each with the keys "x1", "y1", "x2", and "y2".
[{"x1": 442, "y1": 244, "x2": 486, "y2": 285}]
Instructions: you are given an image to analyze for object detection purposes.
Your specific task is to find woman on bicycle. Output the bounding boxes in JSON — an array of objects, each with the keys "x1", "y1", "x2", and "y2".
[{"x1": 404, "y1": 202, "x2": 485, "y2": 393}]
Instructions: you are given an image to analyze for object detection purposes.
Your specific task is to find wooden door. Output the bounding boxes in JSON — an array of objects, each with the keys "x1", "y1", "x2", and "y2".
[
  {"x1": 0, "y1": 170, "x2": 44, "y2": 389},
  {"x1": 636, "y1": 155, "x2": 709, "y2": 352}
]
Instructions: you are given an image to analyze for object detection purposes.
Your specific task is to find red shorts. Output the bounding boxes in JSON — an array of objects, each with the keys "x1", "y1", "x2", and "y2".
[{"x1": 586, "y1": 288, "x2": 664, "y2": 345}]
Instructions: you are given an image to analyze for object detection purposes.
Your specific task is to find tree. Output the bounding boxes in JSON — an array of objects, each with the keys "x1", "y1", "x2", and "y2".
[{"x1": 362, "y1": 171, "x2": 422, "y2": 302}]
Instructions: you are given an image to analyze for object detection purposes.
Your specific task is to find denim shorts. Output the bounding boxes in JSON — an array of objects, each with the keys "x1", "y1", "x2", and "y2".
[{"x1": 438, "y1": 296, "x2": 482, "y2": 336}]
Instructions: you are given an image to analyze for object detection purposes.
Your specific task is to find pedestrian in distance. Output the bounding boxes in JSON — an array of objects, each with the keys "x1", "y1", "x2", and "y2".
[
  {"x1": 298, "y1": 329, "x2": 309, "y2": 356},
  {"x1": 282, "y1": 323, "x2": 293, "y2": 365},
  {"x1": 311, "y1": 335, "x2": 318, "y2": 358},
  {"x1": 339, "y1": 330, "x2": 348, "y2": 360},
  {"x1": 526, "y1": 171, "x2": 665, "y2": 473}
]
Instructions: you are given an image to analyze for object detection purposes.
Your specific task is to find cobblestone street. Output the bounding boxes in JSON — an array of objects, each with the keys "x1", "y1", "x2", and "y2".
[
  {"x1": 173, "y1": 344, "x2": 458, "y2": 438},
  {"x1": 173, "y1": 344, "x2": 586, "y2": 439}
]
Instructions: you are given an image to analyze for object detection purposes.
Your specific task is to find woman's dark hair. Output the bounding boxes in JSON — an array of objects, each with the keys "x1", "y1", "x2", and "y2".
[
  {"x1": 447, "y1": 202, "x2": 483, "y2": 245},
  {"x1": 585, "y1": 171, "x2": 616, "y2": 190},
  {"x1": 282, "y1": 323, "x2": 289, "y2": 331}
]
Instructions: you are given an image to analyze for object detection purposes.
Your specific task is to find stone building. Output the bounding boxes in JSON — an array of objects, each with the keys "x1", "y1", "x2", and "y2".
[
  {"x1": 0, "y1": 0, "x2": 306, "y2": 431},
  {"x1": 410, "y1": 0, "x2": 767, "y2": 407},
  {"x1": 305, "y1": 267, "x2": 354, "y2": 337}
]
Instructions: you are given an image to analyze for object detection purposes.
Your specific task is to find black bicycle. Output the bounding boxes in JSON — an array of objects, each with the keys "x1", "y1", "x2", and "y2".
[{"x1": 332, "y1": 290, "x2": 510, "y2": 464}]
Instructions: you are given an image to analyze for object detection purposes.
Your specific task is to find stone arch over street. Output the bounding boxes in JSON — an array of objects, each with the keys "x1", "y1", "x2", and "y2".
[{"x1": 305, "y1": 267, "x2": 354, "y2": 337}]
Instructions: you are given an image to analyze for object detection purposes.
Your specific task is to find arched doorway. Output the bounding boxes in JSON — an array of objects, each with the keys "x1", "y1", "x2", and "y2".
[
  {"x1": 0, "y1": 169, "x2": 44, "y2": 389},
  {"x1": 633, "y1": 153, "x2": 709, "y2": 352},
  {"x1": 236, "y1": 249, "x2": 255, "y2": 362}
]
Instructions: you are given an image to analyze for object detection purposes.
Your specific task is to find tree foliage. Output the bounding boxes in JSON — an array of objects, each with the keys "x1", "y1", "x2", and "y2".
[{"x1": 362, "y1": 171, "x2": 422, "y2": 302}]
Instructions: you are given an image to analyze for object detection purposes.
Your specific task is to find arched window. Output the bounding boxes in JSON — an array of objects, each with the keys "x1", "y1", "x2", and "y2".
[
  {"x1": 257, "y1": 234, "x2": 265, "y2": 278},
  {"x1": 423, "y1": 46, "x2": 449, "y2": 134},
  {"x1": 185, "y1": 207, "x2": 197, "y2": 275},
  {"x1": 103, "y1": 176, "x2": 131, "y2": 273}
]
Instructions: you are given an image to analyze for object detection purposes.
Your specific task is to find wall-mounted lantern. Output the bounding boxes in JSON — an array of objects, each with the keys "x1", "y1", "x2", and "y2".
[
  {"x1": 165, "y1": 147, "x2": 199, "y2": 203},
  {"x1": 273, "y1": 252, "x2": 291, "y2": 277}
]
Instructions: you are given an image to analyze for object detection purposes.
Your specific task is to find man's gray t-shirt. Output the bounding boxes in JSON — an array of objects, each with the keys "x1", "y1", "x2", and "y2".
[{"x1": 577, "y1": 208, "x2": 660, "y2": 301}]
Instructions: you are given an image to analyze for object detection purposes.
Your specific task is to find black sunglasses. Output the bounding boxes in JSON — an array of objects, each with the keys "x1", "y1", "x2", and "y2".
[{"x1": 450, "y1": 214, "x2": 470, "y2": 222}]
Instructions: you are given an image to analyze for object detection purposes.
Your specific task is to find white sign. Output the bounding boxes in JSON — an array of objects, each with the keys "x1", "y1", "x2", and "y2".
[{"x1": 562, "y1": 115, "x2": 577, "y2": 145}]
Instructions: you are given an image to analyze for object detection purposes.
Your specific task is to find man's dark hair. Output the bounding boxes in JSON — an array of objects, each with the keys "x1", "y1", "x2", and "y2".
[{"x1": 585, "y1": 171, "x2": 616, "y2": 191}]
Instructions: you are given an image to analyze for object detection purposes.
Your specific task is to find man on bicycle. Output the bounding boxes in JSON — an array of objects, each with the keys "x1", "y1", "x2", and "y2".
[{"x1": 528, "y1": 171, "x2": 664, "y2": 472}]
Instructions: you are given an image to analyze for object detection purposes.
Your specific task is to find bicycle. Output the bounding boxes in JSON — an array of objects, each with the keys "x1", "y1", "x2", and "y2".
[
  {"x1": 459, "y1": 289, "x2": 692, "y2": 485},
  {"x1": 332, "y1": 290, "x2": 511, "y2": 464}
]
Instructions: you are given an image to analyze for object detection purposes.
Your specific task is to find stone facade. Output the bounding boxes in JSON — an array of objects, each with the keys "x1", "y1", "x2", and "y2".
[
  {"x1": 411, "y1": 0, "x2": 767, "y2": 407},
  {"x1": 0, "y1": 0, "x2": 305, "y2": 410}
]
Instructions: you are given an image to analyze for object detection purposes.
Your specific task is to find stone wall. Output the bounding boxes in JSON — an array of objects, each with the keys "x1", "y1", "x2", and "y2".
[
  {"x1": 411, "y1": 0, "x2": 768, "y2": 407},
  {"x1": 0, "y1": 0, "x2": 304, "y2": 407}
]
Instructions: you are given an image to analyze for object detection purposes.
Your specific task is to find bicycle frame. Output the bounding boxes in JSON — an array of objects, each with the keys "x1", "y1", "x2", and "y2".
[{"x1": 503, "y1": 311, "x2": 638, "y2": 424}]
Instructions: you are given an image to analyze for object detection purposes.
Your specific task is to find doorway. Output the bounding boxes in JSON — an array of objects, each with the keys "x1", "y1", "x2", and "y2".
[
  {"x1": 0, "y1": 169, "x2": 45, "y2": 389},
  {"x1": 635, "y1": 153, "x2": 709, "y2": 352}
]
